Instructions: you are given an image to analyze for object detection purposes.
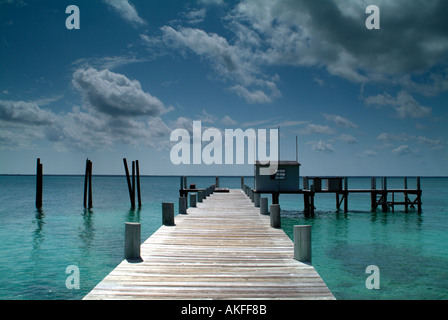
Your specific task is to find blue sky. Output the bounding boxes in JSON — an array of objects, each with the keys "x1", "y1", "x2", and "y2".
[{"x1": 1, "y1": 0, "x2": 447, "y2": 176}]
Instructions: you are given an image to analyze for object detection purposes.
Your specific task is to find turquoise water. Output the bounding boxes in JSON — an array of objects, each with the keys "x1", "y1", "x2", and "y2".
[{"x1": 0, "y1": 175, "x2": 447, "y2": 300}]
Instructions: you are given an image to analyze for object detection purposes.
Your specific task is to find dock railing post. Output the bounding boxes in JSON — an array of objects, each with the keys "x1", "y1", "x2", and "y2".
[
  {"x1": 270, "y1": 204, "x2": 281, "y2": 228},
  {"x1": 124, "y1": 222, "x2": 142, "y2": 262},
  {"x1": 190, "y1": 193, "x2": 197, "y2": 208},
  {"x1": 179, "y1": 197, "x2": 187, "y2": 214},
  {"x1": 162, "y1": 202, "x2": 175, "y2": 226},
  {"x1": 260, "y1": 197, "x2": 268, "y2": 215},
  {"x1": 294, "y1": 225, "x2": 311, "y2": 264},
  {"x1": 254, "y1": 192, "x2": 260, "y2": 207},
  {"x1": 198, "y1": 190, "x2": 204, "y2": 203}
]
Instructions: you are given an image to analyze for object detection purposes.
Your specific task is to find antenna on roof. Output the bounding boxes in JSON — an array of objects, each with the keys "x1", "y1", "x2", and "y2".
[
  {"x1": 296, "y1": 136, "x2": 298, "y2": 162},
  {"x1": 278, "y1": 125, "x2": 280, "y2": 164}
]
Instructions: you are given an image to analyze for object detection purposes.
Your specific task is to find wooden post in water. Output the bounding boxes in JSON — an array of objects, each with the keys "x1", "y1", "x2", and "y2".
[
  {"x1": 294, "y1": 225, "x2": 311, "y2": 264},
  {"x1": 404, "y1": 177, "x2": 408, "y2": 213},
  {"x1": 88, "y1": 160, "x2": 93, "y2": 208},
  {"x1": 35, "y1": 158, "x2": 43, "y2": 208},
  {"x1": 131, "y1": 161, "x2": 136, "y2": 207},
  {"x1": 241, "y1": 177, "x2": 244, "y2": 189},
  {"x1": 310, "y1": 185, "x2": 315, "y2": 216},
  {"x1": 136, "y1": 160, "x2": 141, "y2": 207},
  {"x1": 124, "y1": 222, "x2": 141, "y2": 261},
  {"x1": 344, "y1": 177, "x2": 348, "y2": 213},
  {"x1": 371, "y1": 177, "x2": 376, "y2": 211},
  {"x1": 123, "y1": 158, "x2": 135, "y2": 208},
  {"x1": 162, "y1": 202, "x2": 175, "y2": 226},
  {"x1": 417, "y1": 177, "x2": 422, "y2": 213},
  {"x1": 215, "y1": 177, "x2": 219, "y2": 188},
  {"x1": 270, "y1": 204, "x2": 281, "y2": 228},
  {"x1": 83, "y1": 159, "x2": 89, "y2": 208},
  {"x1": 382, "y1": 177, "x2": 388, "y2": 212}
]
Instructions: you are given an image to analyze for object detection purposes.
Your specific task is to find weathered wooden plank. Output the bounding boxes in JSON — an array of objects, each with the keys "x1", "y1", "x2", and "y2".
[{"x1": 84, "y1": 189, "x2": 334, "y2": 300}]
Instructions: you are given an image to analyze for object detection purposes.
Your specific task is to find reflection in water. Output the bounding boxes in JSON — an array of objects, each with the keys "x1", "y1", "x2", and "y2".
[
  {"x1": 33, "y1": 208, "x2": 45, "y2": 251},
  {"x1": 79, "y1": 208, "x2": 95, "y2": 251},
  {"x1": 126, "y1": 207, "x2": 141, "y2": 223}
]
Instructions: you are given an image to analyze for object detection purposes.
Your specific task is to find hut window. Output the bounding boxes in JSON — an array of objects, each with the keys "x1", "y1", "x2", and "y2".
[{"x1": 271, "y1": 169, "x2": 286, "y2": 180}]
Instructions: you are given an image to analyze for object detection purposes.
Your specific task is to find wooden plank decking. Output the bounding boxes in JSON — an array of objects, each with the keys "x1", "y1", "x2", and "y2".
[{"x1": 84, "y1": 189, "x2": 334, "y2": 300}]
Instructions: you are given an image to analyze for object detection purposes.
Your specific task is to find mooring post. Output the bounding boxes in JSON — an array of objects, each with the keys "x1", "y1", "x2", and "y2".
[
  {"x1": 270, "y1": 204, "x2": 281, "y2": 228},
  {"x1": 124, "y1": 222, "x2": 141, "y2": 261},
  {"x1": 83, "y1": 159, "x2": 89, "y2": 208},
  {"x1": 215, "y1": 177, "x2": 219, "y2": 188},
  {"x1": 260, "y1": 197, "x2": 268, "y2": 215},
  {"x1": 404, "y1": 177, "x2": 408, "y2": 213},
  {"x1": 254, "y1": 192, "x2": 260, "y2": 207},
  {"x1": 249, "y1": 189, "x2": 254, "y2": 202},
  {"x1": 190, "y1": 193, "x2": 197, "y2": 208},
  {"x1": 371, "y1": 177, "x2": 376, "y2": 211},
  {"x1": 241, "y1": 176, "x2": 244, "y2": 189},
  {"x1": 382, "y1": 177, "x2": 388, "y2": 212},
  {"x1": 179, "y1": 197, "x2": 187, "y2": 214},
  {"x1": 136, "y1": 160, "x2": 141, "y2": 207},
  {"x1": 294, "y1": 225, "x2": 311, "y2": 264},
  {"x1": 304, "y1": 192, "x2": 310, "y2": 216},
  {"x1": 123, "y1": 158, "x2": 134, "y2": 208},
  {"x1": 131, "y1": 161, "x2": 136, "y2": 207},
  {"x1": 344, "y1": 177, "x2": 348, "y2": 213},
  {"x1": 310, "y1": 185, "x2": 315, "y2": 216},
  {"x1": 417, "y1": 177, "x2": 422, "y2": 213},
  {"x1": 35, "y1": 158, "x2": 43, "y2": 208},
  {"x1": 87, "y1": 160, "x2": 93, "y2": 208},
  {"x1": 162, "y1": 202, "x2": 175, "y2": 226}
]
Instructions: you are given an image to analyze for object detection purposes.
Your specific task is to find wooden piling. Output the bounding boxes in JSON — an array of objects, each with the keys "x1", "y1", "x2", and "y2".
[
  {"x1": 87, "y1": 160, "x2": 93, "y2": 208},
  {"x1": 241, "y1": 176, "x2": 244, "y2": 189},
  {"x1": 382, "y1": 177, "x2": 388, "y2": 212},
  {"x1": 132, "y1": 161, "x2": 136, "y2": 207},
  {"x1": 35, "y1": 158, "x2": 43, "y2": 208},
  {"x1": 344, "y1": 177, "x2": 348, "y2": 213},
  {"x1": 123, "y1": 158, "x2": 135, "y2": 208},
  {"x1": 294, "y1": 225, "x2": 311, "y2": 264},
  {"x1": 136, "y1": 160, "x2": 141, "y2": 207},
  {"x1": 404, "y1": 177, "x2": 408, "y2": 213},
  {"x1": 83, "y1": 159, "x2": 89, "y2": 208},
  {"x1": 162, "y1": 202, "x2": 175, "y2": 226},
  {"x1": 124, "y1": 222, "x2": 141, "y2": 261},
  {"x1": 371, "y1": 177, "x2": 376, "y2": 210},
  {"x1": 417, "y1": 177, "x2": 422, "y2": 213}
]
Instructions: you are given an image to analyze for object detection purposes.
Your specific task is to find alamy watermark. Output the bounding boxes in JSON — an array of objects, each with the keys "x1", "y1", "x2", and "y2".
[
  {"x1": 170, "y1": 121, "x2": 279, "y2": 175},
  {"x1": 65, "y1": 265, "x2": 80, "y2": 290},
  {"x1": 365, "y1": 265, "x2": 380, "y2": 290}
]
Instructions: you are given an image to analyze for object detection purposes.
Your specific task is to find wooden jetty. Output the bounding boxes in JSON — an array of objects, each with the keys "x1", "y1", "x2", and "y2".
[{"x1": 84, "y1": 189, "x2": 334, "y2": 300}]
